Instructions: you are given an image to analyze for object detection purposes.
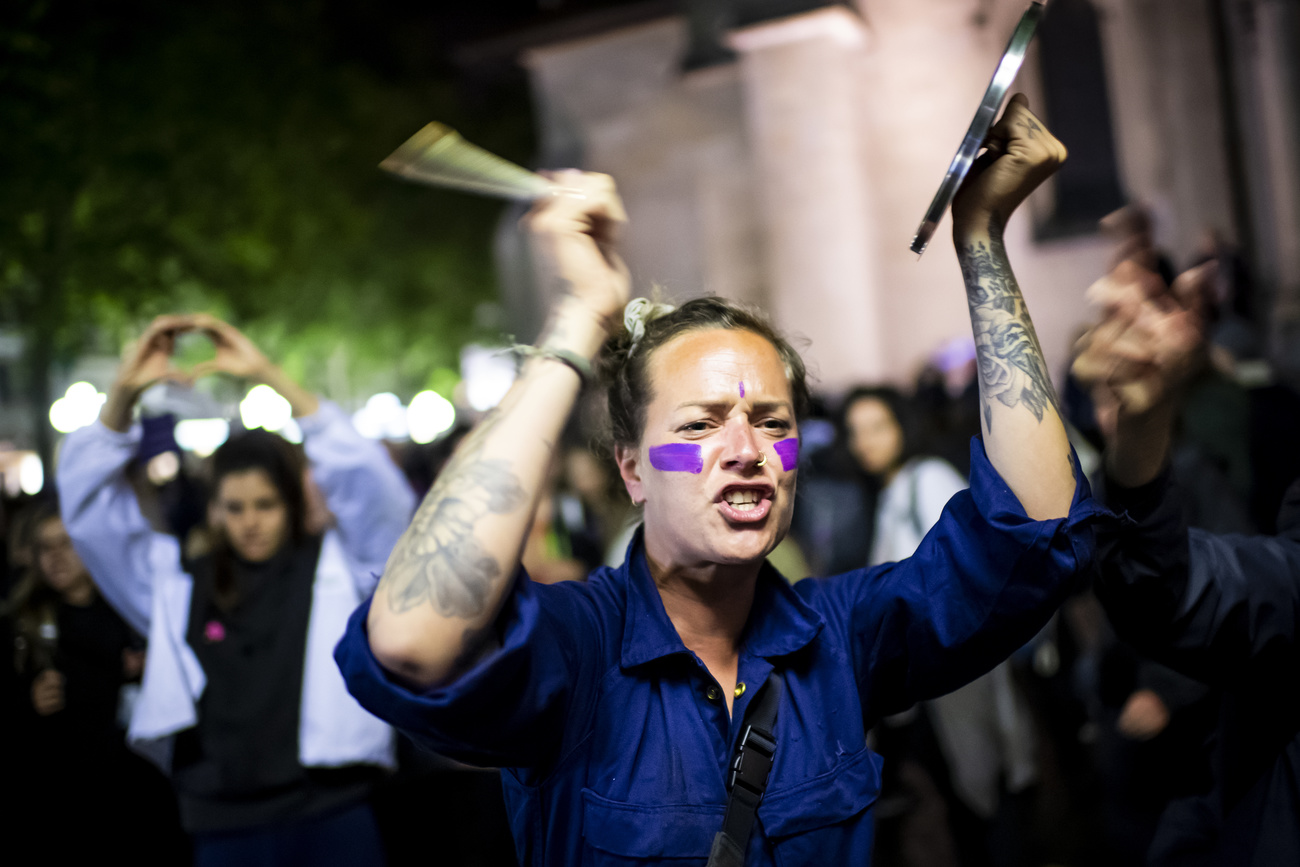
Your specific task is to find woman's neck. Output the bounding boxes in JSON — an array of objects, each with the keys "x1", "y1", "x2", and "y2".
[
  {"x1": 882, "y1": 459, "x2": 906, "y2": 487},
  {"x1": 648, "y1": 554, "x2": 758, "y2": 659}
]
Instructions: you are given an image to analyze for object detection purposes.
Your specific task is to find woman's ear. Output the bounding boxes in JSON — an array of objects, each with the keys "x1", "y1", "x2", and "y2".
[{"x1": 614, "y1": 444, "x2": 645, "y2": 506}]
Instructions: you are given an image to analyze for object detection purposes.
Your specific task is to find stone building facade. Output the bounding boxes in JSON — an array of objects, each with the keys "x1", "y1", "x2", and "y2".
[{"x1": 496, "y1": 0, "x2": 1300, "y2": 392}]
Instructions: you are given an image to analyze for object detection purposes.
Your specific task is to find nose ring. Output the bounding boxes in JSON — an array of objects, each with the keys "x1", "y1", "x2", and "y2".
[{"x1": 755, "y1": 452, "x2": 767, "y2": 468}]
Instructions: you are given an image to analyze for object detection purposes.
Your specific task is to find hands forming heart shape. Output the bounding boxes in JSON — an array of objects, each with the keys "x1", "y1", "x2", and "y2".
[
  {"x1": 102, "y1": 314, "x2": 317, "y2": 434},
  {"x1": 116, "y1": 313, "x2": 273, "y2": 395}
]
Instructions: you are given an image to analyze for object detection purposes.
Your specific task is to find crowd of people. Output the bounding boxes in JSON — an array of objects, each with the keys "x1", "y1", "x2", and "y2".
[{"x1": 3, "y1": 96, "x2": 1299, "y2": 867}]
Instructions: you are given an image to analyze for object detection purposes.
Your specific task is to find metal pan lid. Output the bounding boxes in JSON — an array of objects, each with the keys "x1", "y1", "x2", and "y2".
[{"x1": 910, "y1": 1, "x2": 1047, "y2": 256}]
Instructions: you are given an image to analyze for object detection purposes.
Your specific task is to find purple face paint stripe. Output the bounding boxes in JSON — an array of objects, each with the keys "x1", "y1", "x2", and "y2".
[
  {"x1": 772, "y1": 437, "x2": 800, "y2": 472},
  {"x1": 648, "y1": 443, "x2": 704, "y2": 474},
  {"x1": 739, "y1": 381, "x2": 745, "y2": 398}
]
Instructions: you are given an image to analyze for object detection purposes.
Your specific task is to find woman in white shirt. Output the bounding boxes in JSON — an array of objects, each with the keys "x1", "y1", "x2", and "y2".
[
  {"x1": 844, "y1": 385, "x2": 1038, "y2": 864},
  {"x1": 843, "y1": 387, "x2": 968, "y2": 566}
]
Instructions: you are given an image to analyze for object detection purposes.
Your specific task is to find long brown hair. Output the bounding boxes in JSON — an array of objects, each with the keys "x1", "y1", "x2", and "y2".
[{"x1": 207, "y1": 429, "x2": 308, "y2": 611}]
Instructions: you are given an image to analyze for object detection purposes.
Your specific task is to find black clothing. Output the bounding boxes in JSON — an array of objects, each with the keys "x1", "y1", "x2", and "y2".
[
  {"x1": 1247, "y1": 382, "x2": 1300, "y2": 534},
  {"x1": 175, "y1": 536, "x2": 375, "y2": 833},
  {"x1": 9, "y1": 594, "x2": 139, "y2": 755},
  {"x1": 52, "y1": 596, "x2": 139, "y2": 743},
  {"x1": 7, "y1": 594, "x2": 188, "y2": 863},
  {"x1": 789, "y1": 445, "x2": 878, "y2": 575},
  {"x1": 1089, "y1": 447, "x2": 1250, "y2": 863},
  {"x1": 1096, "y1": 471, "x2": 1300, "y2": 866}
]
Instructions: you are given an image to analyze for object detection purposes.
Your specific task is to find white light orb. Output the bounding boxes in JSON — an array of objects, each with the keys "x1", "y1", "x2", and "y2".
[
  {"x1": 240, "y1": 385, "x2": 293, "y2": 432},
  {"x1": 352, "y1": 392, "x2": 409, "y2": 440},
  {"x1": 19, "y1": 453, "x2": 44, "y2": 495},
  {"x1": 279, "y1": 418, "x2": 303, "y2": 444},
  {"x1": 174, "y1": 418, "x2": 231, "y2": 457},
  {"x1": 407, "y1": 390, "x2": 456, "y2": 444},
  {"x1": 461, "y1": 345, "x2": 516, "y2": 412},
  {"x1": 49, "y1": 381, "x2": 107, "y2": 433},
  {"x1": 145, "y1": 451, "x2": 181, "y2": 485}
]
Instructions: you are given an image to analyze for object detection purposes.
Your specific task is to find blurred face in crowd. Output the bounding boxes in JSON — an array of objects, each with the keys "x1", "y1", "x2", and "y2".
[
  {"x1": 619, "y1": 328, "x2": 799, "y2": 572},
  {"x1": 36, "y1": 517, "x2": 92, "y2": 600},
  {"x1": 565, "y1": 448, "x2": 610, "y2": 504},
  {"x1": 846, "y1": 396, "x2": 905, "y2": 478},
  {"x1": 215, "y1": 469, "x2": 290, "y2": 563}
]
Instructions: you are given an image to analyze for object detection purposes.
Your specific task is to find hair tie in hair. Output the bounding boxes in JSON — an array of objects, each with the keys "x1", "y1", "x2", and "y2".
[{"x1": 623, "y1": 298, "x2": 675, "y2": 353}]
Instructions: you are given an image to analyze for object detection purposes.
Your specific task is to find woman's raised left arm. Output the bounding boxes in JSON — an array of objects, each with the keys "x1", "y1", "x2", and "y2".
[{"x1": 950, "y1": 94, "x2": 1076, "y2": 520}]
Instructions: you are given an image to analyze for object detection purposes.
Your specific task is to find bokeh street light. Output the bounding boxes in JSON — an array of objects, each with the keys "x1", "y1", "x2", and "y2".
[
  {"x1": 352, "y1": 392, "x2": 409, "y2": 440},
  {"x1": 174, "y1": 418, "x2": 231, "y2": 457},
  {"x1": 407, "y1": 390, "x2": 456, "y2": 444},
  {"x1": 49, "y1": 382, "x2": 107, "y2": 434}
]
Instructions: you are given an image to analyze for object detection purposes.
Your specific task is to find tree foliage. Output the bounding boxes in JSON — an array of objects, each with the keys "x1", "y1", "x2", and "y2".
[{"x1": 0, "y1": 0, "x2": 532, "y2": 459}]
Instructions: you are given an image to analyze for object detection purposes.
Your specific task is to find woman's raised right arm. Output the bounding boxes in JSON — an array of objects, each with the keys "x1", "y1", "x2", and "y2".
[
  {"x1": 366, "y1": 172, "x2": 630, "y2": 690},
  {"x1": 58, "y1": 421, "x2": 174, "y2": 637},
  {"x1": 58, "y1": 314, "x2": 199, "y2": 636}
]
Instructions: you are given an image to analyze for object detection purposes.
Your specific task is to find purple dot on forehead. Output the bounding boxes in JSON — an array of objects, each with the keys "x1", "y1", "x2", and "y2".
[
  {"x1": 648, "y1": 443, "x2": 703, "y2": 474},
  {"x1": 739, "y1": 381, "x2": 745, "y2": 398},
  {"x1": 772, "y1": 437, "x2": 800, "y2": 472}
]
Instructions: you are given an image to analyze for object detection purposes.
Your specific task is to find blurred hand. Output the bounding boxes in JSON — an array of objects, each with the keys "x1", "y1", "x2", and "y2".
[
  {"x1": 1100, "y1": 205, "x2": 1160, "y2": 273},
  {"x1": 102, "y1": 314, "x2": 197, "y2": 431},
  {"x1": 122, "y1": 648, "x2": 146, "y2": 680},
  {"x1": 1072, "y1": 260, "x2": 1210, "y2": 420},
  {"x1": 952, "y1": 94, "x2": 1067, "y2": 236},
  {"x1": 113, "y1": 314, "x2": 196, "y2": 395},
  {"x1": 190, "y1": 314, "x2": 319, "y2": 416},
  {"x1": 525, "y1": 170, "x2": 631, "y2": 332},
  {"x1": 31, "y1": 669, "x2": 65, "y2": 716},
  {"x1": 189, "y1": 314, "x2": 273, "y2": 381},
  {"x1": 1117, "y1": 688, "x2": 1170, "y2": 741}
]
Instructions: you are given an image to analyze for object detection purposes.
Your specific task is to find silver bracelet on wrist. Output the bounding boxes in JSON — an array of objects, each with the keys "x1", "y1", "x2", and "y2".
[{"x1": 510, "y1": 345, "x2": 592, "y2": 386}]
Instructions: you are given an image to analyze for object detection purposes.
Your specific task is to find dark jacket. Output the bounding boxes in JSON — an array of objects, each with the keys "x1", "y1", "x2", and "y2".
[{"x1": 1097, "y1": 471, "x2": 1300, "y2": 866}]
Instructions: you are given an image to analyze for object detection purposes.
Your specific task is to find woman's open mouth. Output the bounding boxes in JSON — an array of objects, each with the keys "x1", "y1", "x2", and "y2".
[{"x1": 716, "y1": 485, "x2": 773, "y2": 523}]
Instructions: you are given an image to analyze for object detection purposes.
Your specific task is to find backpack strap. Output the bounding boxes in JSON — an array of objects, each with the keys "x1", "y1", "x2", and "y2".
[{"x1": 707, "y1": 673, "x2": 783, "y2": 867}]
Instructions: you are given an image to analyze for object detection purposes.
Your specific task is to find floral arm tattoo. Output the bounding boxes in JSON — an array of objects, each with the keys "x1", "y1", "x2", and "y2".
[
  {"x1": 379, "y1": 412, "x2": 527, "y2": 617},
  {"x1": 958, "y1": 225, "x2": 1061, "y2": 432}
]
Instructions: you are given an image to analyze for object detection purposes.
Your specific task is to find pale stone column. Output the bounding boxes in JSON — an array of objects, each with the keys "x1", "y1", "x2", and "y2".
[
  {"x1": 728, "y1": 7, "x2": 886, "y2": 390},
  {"x1": 1092, "y1": 0, "x2": 1237, "y2": 262},
  {"x1": 1244, "y1": 0, "x2": 1300, "y2": 354}
]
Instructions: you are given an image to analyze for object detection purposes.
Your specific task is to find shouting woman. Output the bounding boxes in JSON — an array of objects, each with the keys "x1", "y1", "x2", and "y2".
[{"x1": 338, "y1": 96, "x2": 1101, "y2": 865}]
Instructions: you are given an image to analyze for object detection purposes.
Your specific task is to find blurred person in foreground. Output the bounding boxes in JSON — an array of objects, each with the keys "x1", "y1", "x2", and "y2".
[
  {"x1": 3, "y1": 498, "x2": 187, "y2": 862},
  {"x1": 337, "y1": 96, "x2": 1103, "y2": 866},
  {"x1": 57, "y1": 315, "x2": 414, "y2": 866},
  {"x1": 1075, "y1": 252, "x2": 1300, "y2": 865},
  {"x1": 1079, "y1": 211, "x2": 1246, "y2": 867}
]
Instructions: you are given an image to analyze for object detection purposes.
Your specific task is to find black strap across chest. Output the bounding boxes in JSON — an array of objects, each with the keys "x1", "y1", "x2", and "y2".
[{"x1": 708, "y1": 672, "x2": 783, "y2": 867}]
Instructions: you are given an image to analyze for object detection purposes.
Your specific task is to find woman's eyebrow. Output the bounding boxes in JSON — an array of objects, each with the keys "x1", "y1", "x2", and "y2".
[{"x1": 673, "y1": 399, "x2": 792, "y2": 413}]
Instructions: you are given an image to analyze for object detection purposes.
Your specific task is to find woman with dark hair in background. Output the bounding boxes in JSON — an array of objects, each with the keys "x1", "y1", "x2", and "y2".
[
  {"x1": 4, "y1": 498, "x2": 186, "y2": 862},
  {"x1": 842, "y1": 386, "x2": 967, "y2": 567},
  {"x1": 57, "y1": 314, "x2": 414, "y2": 867},
  {"x1": 846, "y1": 386, "x2": 1038, "y2": 867}
]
